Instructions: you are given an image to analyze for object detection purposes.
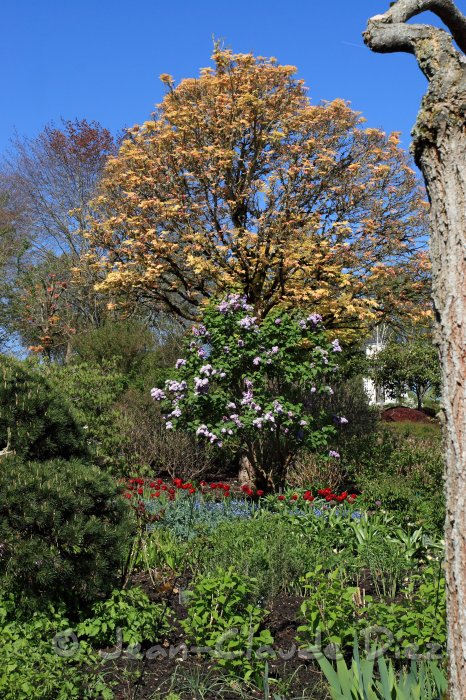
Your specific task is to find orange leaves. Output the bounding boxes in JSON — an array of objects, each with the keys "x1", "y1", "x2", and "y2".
[{"x1": 84, "y1": 48, "x2": 430, "y2": 335}]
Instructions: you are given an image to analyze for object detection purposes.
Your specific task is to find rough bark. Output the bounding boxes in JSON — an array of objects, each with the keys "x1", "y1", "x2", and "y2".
[{"x1": 364, "y1": 1, "x2": 466, "y2": 696}]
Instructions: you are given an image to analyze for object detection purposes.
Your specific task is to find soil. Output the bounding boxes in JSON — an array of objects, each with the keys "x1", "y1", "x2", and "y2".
[{"x1": 381, "y1": 406, "x2": 434, "y2": 423}]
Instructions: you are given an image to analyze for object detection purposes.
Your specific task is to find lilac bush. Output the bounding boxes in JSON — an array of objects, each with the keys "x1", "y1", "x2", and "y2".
[{"x1": 151, "y1": 294, "x2": 343, "y2": 490}]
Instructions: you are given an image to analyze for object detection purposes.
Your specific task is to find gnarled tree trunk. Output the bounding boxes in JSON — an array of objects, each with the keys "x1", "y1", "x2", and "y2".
[{"x1": 364, "y1": 1, "x2": 466, "y2": 696}]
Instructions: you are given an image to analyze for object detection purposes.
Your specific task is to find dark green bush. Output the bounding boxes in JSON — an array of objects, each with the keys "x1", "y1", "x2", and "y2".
[
  {"x1": 0, "y1": 456, "x2": 134, "y2": 612},
  {"x1": 0, "y1": 356, "x2": 87, "y2": 461}
]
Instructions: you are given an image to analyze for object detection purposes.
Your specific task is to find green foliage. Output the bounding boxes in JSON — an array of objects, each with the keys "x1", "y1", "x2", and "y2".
[
  {"x1": 195, "y1": 511, "x2": 327, "y2": 601},
  {"x1": 77, "y1": 586, "x2": 167, "y2": 647},
  {"x1": 298, "y1": 564, "x2": 446, "y2": 658},
  {"x1": 316, "y1": 638, "x2": 447, "y2": 700},
  {"x1": 349, "y1": 424, "x2": 444, "y2": 533},
  {"x1": 0, "y1": 456, "x2": 134, "y2": 612},
  {"x1": 45, "y1": 361, "x2": 128, "y2": 471},
  {"x1": 153, "y1": 296, "x2": 341, "y2": 488},
  {"x1": 181, "y1": 567, "x2": 273, "y2": 678},
  {"x1": 298, "y1": 568, "x2": 366, "y2": 653},
  {"x1": 72, "y1": 319, "x2": 155, "y2": 377},
  {"x1": 0, "y1": 592, "x2": 113, "y2": 700},
  {"x1": 0, "y1": 355, "x2": 87, "y2": 461},
  {"x1": 370, "y1": 336, "x2": 440, "y2": 409}
]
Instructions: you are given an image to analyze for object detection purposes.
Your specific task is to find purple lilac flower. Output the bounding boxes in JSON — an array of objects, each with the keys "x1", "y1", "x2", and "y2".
[
  {"x1": 194, "y1": 377, "x2": 209, "y2": 393},
  {"x1": 175, "y1": 358, "x2": 186, "y2": 369},
  {"x1": 229, "y1": 414, "x2": 244, "y2": 428},
  {"x1": 300, "y1": 419, "x2": 308, "y2": 426},
  {"x1": 329, "y1": 450, "x2": 340, "y2": 459},
  {"x1": 241, "y1": 390, "x2": 254, "y2": 405},
  {"x1": 165, "y1": 421, "x2": 174, "y2": 430},
  {"x1": 307, "y1": 313, "x2": 323, "y2": 325},
  {"x1": 170, "y1": 406, "x2": 182, "y2": 418},
  {"x1": 151, "y1": 387, "x2": 166, "y2": 401},
  {"x1": 274, "y1": 318, "x2": 282, "y2": 325},
  {"x1": 238, "y1": 339, "x2": 245, "y2": 348},
  {"x1": 253, "y1": 356, "x2": 261, "y2": 365},
  {"x1": 273, "y1": 400, "x2": 284, "y2": 414},
  {"x1": 200, "y1": 364, "x2": 213, "y2": 375},
  {"x1": 165, "y1": 379, "x2": 187, "y2": 394},
  {"x1": 271, "y1": 346, "x2": 279, "y2": 354},
  {"x1": 239, "y1": 316, "x2": 257, "y2": 329},
  {"x1": 299, "y1": 320, "x2": 307, "y2": 329},
  {"x1": 227, "y1": 402, "x2": 236, "y2": 410},
  {"x1": 332, "y1": 339, "x2": 342, "y2": 353},
  {"x1": 217, "y1": 293, "x2": 252, "y2": 314},
  {"x1": 253, "y1": 418, "x2": 263, "y2": 428}
]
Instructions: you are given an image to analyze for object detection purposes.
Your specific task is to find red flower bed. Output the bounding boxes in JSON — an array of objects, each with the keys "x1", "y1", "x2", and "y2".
[{"x1": 121, "y1": 477, "x2": 357, "y2": 507}]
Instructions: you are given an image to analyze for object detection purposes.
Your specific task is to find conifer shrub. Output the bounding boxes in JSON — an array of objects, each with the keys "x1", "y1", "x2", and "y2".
[
  {"x1": 0, "y1": 456, "x2": 134, "y2": 612},
  {"x1": 0, "y1": 356, "x2": 87, "y2": 461}
]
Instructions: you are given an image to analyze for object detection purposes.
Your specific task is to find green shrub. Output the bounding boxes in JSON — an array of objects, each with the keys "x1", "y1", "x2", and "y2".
[
  {"x1": 0, "y1": 456, "x2": 134, "y2": 612},
  {"x1": 77, "y1": 587, "x2": 168, "y2": 647},
  {"x1": 181, "y1": 567, "x2": 273, "y2": 679},
  {"x1": 45, "y1": 361, "x2": 128, "y2": 471},
  {"x1": 358, "y1": 473, "x2": 445, "y2": 533},
  {"x1": 0, "y1": 356, "x2": 87, "y2": 461},
  {"x1": 348, "y1": 423, "x2": 445, "y2": 533},
  {"x1": 0, "y1": 592, "x2": 113, "y2": 700},
  {"x1": 71, "y1": 318, "x2": 155, "y2": 377}
]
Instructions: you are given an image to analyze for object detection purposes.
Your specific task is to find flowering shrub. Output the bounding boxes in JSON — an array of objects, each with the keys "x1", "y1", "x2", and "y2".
[{"x1": 151, "y1": 295, "x2": 344, "y2": 489}]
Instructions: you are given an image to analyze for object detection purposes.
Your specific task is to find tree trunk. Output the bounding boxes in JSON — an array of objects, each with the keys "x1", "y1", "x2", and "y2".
[
  {"x1": 420, "y1": 128, "x2": 466, "y2": 693},
  {"x1": 364, "y1": 2, "x2": 466, "y2": 695}
]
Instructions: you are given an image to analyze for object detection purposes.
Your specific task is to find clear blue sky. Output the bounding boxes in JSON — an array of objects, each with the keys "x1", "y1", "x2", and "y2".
[{"x1": 0, "y1": 0, "x2": 457, "y2": 157}]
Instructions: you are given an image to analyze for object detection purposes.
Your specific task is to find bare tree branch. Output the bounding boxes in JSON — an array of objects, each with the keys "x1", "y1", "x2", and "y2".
[
  {"x1": 380, "y1": 0, "x2": 466, "y2": 54},
  {"x1": 364, "y1": 1, "x2": 464, "y2": 81}
]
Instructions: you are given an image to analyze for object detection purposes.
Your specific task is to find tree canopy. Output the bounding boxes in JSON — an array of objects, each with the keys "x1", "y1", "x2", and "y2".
[{"x1": 86, "y1": 49, "x2": 431, "y2": 339}]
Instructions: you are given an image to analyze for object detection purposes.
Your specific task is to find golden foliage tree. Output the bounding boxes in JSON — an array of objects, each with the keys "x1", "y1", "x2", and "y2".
[{"x1": 86, "y1": 49, "x2": 430, "y2": 336}]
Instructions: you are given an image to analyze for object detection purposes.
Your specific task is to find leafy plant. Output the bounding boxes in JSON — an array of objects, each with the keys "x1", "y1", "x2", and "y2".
[
  {"x1": 181, "y1": 567, "x2": 273, "y2": 679},
  {"x1": 45, "y1": 361, "x2": 128, "y2": 472},
  {"x1": 194, "y1": 511, "x2": 324, "y2": 601},
  {"x1": 0, "y1": 592, "x2": 113, "y2": 700},
  {"x1": 77, "y1": 587, "x2": 168, "y2": 647},
  {"x1": 298, "y1": 564, "x2": 446, "y2": 658}
]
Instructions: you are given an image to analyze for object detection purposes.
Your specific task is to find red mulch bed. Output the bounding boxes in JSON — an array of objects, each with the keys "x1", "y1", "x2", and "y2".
[{"x1": 381, "y1": 406, "x2": 434, "y2": 423}]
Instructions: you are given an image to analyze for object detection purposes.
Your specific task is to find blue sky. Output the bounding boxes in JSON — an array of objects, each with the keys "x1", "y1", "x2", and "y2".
[{"x1": 0, "y1": 0, "x2": 456, "y2": 157}]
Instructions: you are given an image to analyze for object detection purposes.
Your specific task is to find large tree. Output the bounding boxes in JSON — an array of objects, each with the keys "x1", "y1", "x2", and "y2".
[
  {"x1": 0, "y1": 120, "x2": 120, "y2": 358},
  {"x1": 364, "y1": 1, "x2": 466, "y2": 695},
  {"x1": 86, "y1": 49, "x2": 430, "y2": 338}
]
